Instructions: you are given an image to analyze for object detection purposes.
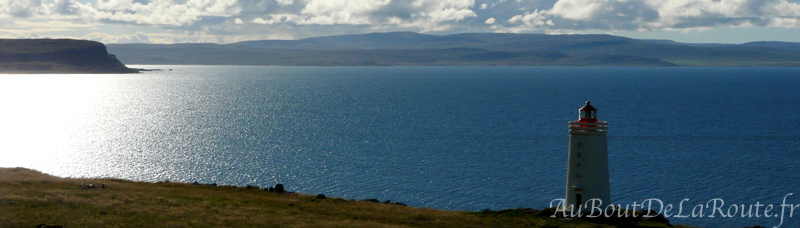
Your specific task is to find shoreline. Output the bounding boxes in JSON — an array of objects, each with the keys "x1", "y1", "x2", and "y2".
[
  {"x1": 0, "y1": 167, "x2": 692, "y2": 228},
  {"x1": 0, "y1": 67, "x2": 141, "y2": 74}
]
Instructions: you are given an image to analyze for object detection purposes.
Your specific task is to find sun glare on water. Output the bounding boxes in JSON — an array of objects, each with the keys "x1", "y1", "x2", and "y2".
[{"x1": 0, "y1": 74, "x2": 108, "y2": 174}]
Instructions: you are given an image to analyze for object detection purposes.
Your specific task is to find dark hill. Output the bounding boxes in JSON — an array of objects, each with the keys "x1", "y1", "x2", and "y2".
[
  {"x1": 0, "y1": 39, "x2": 138, "y2": 73},
  {"x1": 740, "y1": 41, "x2": 800, "y2": 51},
  {"x1": 232, "y1": 32, "x2": 454, "y2": 50}
]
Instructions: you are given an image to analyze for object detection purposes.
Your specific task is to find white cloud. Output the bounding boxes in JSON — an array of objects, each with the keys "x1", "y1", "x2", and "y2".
[
  {"x1": 235, "y1": 18, "x2": 244, "y2": 24},
  {"x1": 241, "y1": 0, "x2": 478, "y2": 31},
  {"x1": 2, "y1": 20, "x2": 97, "y2": 34},
  {"x1": 507, "y1": 0, "x2": 800, "y2": 32},
  {"x1": 83, "y1": 31, "x2": 222, "y2": 44},
  {"x1": 415, "y1": 0, "x2": 476, "y2": 20},
  {"x1": 0, "y1": 0, "x2": 44, "y2": 18},
  {"x1": 96, "y1": 0, "x2": 132, "y2": 11},
  {"x1": 549, "y1": 0, "x2": 602, "y2": 21},
  {"x1": 772, "y1": 17, "x2": 800, "y2": 28},
  {"x1": 84, "y1": 31, "x2": 151, "y2": 43},
  {"x1": 275, "y1": 0, "x2": 293, "y2": 6},
  {"x1": 481, "y1": 4, "x2": 487, "y2": 9},
  {"x1": 251, "y1": 17, "x2": 275, "y2": 25},
  {"x1": 92, "y1": 0, "x2": 242, "y2": 26},
  {"x1": 295, "y1": 0, "x2": 391, "y2": 25},
  {"x1": 485, "y1": 17, "x2": 496, "y2": 24},
  {"x1": 508, "y1": 9, "x2": 553, "y2": 26},
  {"x1": 490, "y1": 0, "x2": 507, "y2": 8}
]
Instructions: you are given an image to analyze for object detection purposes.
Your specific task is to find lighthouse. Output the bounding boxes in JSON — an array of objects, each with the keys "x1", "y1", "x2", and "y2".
[{"x1": 565, "y1": 101, "x2": 610, "y2": 212}]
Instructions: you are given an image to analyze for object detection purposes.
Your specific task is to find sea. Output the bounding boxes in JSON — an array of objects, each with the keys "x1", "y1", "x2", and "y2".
[{"x1": 1, "y1": 66, "x2": 799, "y2": 228}]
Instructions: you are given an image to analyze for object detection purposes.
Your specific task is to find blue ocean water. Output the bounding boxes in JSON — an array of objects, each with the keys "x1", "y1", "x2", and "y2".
[{"x1": 1, "y1": 66, "x2": 799, "y2": 228}]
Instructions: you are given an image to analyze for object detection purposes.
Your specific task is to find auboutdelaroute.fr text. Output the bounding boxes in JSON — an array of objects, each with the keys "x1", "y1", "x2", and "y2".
[{"x1": 550, "y1": 193, "x2": 800, "y2": 228}]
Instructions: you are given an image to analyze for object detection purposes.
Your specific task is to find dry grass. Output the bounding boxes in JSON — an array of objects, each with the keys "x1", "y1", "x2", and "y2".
[{"x1": 0, "y1": 168, "x2": 691, "y2": 228}]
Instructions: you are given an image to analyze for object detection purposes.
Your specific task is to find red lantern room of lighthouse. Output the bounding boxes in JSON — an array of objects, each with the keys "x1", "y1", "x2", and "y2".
[{"x1": 578, "y1": 101, "x2": 598, "y2": 123}]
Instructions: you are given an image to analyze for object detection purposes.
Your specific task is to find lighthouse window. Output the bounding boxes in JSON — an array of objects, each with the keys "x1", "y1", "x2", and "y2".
[
  {"x1": 580, "y1": 111, "x2": 586, "y2": 118},
  {"x1": 577, "y1": 143, "x2": 582, "y2": 147},
  {"x1": 577, "y1": 163, "x2": 581, "y2": 167},
  {"x1": 577, "y1": 153, "x2": 581, "y2": 157},
  {"x1": 577, "y1": 174, "x2": 581, "y2": 178}
]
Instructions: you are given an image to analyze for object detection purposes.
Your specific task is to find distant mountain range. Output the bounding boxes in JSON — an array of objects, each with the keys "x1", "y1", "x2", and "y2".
[{"x1": 106, "y1": 32, "x2": 800, "y2": 67}]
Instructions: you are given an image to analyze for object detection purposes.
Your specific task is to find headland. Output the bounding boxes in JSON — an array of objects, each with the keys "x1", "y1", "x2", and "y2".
[{"x1": 0, "y1": 39, "x2": 138, "y2": 74}]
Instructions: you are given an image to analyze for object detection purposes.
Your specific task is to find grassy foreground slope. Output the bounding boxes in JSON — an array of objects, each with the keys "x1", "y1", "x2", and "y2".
[
  {"x1": 0, "y1": 39, "x2": 137, "y2": 73},
  {"x1": 0, "y1": 168, "x2": 689, "y2": 228}
]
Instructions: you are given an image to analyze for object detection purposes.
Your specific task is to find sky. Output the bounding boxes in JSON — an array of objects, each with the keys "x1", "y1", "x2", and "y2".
[{"x1": 2, "y1": 0, "x2": 800, "y2": 44}]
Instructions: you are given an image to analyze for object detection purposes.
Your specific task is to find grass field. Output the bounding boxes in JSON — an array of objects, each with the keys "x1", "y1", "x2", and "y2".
[{"x1": 0, "y1": 168, "x2": 690, "y2": 227}]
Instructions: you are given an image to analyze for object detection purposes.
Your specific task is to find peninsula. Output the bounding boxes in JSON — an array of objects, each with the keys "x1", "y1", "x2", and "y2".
[{"x1": 0, "y1": 39, "x2": 138, "y2": 74}]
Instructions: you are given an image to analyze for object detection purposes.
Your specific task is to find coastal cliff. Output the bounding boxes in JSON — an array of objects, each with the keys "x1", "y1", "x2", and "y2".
[{"x1": 0, "y1": 39, "x2": 138, "y2": 73}]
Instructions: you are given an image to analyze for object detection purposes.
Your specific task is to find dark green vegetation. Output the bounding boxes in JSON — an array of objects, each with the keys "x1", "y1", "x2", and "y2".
[
  {"x1": 0, "y1": 168, "x2": 692, "y2": 228},
  {"x1": 0, "y1": 39, "x2": 138, "y2": 73},
  {"x1": 107, "y1": 32, "x2": 800, "y2": 67}
]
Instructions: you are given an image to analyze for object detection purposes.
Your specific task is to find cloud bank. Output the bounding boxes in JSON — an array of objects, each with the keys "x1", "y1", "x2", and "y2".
[
  {"x1": 507, "y1": 0, "x2": 800, "y2": 32},
  {"x1": 1, "y1": 0, "x2": 800, "y2": 43}
]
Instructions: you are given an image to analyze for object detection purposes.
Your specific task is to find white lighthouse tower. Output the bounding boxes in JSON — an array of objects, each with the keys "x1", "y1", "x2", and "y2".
[{"x1": 565, "y1": 101, "x2": 610, "y2": 212}]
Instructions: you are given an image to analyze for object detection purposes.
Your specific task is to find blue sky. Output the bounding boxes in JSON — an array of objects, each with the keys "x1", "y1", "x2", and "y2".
[{"x1": 2, "y1": 0, "x2": 800, "y2": 44}]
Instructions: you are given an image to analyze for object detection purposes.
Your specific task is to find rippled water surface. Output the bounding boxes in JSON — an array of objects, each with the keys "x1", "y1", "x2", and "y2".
[{"x1": 2, "y1": 66, "x2": 799, "y2": 228}]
